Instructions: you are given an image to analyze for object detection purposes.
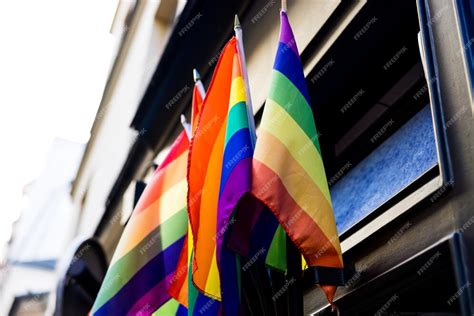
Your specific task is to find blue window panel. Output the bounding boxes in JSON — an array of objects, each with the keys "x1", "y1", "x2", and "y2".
[{"x1": 330, "y1": 105, "x2": 438, "y2": 234}]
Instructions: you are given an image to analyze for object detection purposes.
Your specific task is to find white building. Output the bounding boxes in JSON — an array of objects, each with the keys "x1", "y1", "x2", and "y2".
[{"x1": 0, "y1": 139, "x2": 84, "y2": 316}]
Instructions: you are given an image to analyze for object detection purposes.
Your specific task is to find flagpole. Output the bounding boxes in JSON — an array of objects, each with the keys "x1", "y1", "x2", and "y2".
[
  {"x1": 234, "y1": 15, "x2": 257, "y2": 148},
  {"x1": 188, "y1": 68, "x2": 206, "y2": 137},
  {"x1": 180, "y1": 114, "x2": 191, "y2": 140},
  {"x1": 193, "y1": 68, "x2": 206, "y2": 100},
  {"x1": 281, "y1": 0, "x2": 287, "y2": 12}
]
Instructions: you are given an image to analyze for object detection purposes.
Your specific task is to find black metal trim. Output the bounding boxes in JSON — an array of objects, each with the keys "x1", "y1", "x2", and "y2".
[
  {"x1": 449, "y1": 232, "x2": 474, "y2": 315},
  {"x1": 453, "y1": 0, "x2": 474, "y2": 106},
  {"x1": 313, "y1": 234, "x2": 471, "y2": 314},
  {"x1": 417, "y1": 0, "x2": 454, "y2": 185}
]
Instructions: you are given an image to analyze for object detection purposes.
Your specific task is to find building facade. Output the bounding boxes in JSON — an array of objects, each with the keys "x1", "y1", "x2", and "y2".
[
  {"x1": 18, "y1": 0, "x2": 474, "y2": 314},
  {"x1": 0, "y1": 139, "x2": 84, "y2": 316}
]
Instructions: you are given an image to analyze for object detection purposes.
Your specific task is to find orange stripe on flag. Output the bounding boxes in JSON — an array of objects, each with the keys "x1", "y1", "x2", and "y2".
[
  {"x1": 187, "y1": 37, "x2": 237, "y2": 300},
  {"x1": 253, "y1": 129, "x2": 342, "y2": 267},
  {"x1": 252, "y1": 159, "x2": 342, "y2": 268},
  {"x1": 134, "y1": 152, "x2": 188, "y2": 214}
]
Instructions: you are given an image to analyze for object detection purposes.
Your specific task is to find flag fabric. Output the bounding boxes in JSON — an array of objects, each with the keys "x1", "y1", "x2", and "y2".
[
  {"x1": 227, "y1": 197, "x2": 287, "y2": 273},
  {"x1": 187, "y1": 251, "x2": 222, "y2": 315},
  {"x1": 169, "y1": 75, "x2": 222, "y2": 316},
  {"x1": 186, "y1": 37, "x2": 236, "y2": 299},
  {"x1": 250, "y1": 10, "x2": 343, "y2": 302},
  {"x1": 167, "y1": 234, "x2": 189, "y2": 307},
  {"x1": 191, "y1": 82, "x2": 204, "y2": 134},
  {"x1": 216, "y1": 44, "x2": 254, "y2": 316},
  {"x1": 187, "y1": 36, "x2": 254, "y2": 315},
  {"x1": 167, "y1": 79, "x2": 204, "y2": 309},
  {"x1": 91, "y1": 131, "x2": 189, "y2": 316},
  {"x1": 188, "y1": 76, "x2": 223, "y2": 316},
  {"x1": 152, "y1": 299, "x2": 187, "y2": 316},
  {"x1": 170, "y1": 237, "x2": 221, "y2": 315}
]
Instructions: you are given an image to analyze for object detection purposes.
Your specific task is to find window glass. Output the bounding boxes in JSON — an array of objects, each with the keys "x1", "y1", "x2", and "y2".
[
  {"x1": 331, "y1": 105, "x2": 437, "y2": 233},
  {"x1": 307, "y1": 0, "x2": 442, "y2": 236}
]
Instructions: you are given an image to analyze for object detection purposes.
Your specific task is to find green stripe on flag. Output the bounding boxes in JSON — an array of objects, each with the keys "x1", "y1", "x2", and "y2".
[
  {"x1": 152, "y1": 299, "x2": 180, "y2": 315},
  {"x1": 268, "y1": 71, "x2": 321, "y2": 155},
  {"x1": 225, "y1": 101, "x2": 249, "y2": 144},
  {"x1": 94, "y1": 207, "x2": 188, "y2": 310},
  {"x1": 187, "y1": 250, "x2": 199, "y2": 315},
  {"x1": 265, "y1": 225, "x2": 287, "y2": 273}
]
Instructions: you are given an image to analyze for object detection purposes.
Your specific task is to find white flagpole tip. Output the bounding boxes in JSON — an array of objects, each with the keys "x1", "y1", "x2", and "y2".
[
  {"x1": 193, "y1": 68, "x2": 201, "y2": 82},
  {"x1": 180, "y1": 113, "x2": 191, "y2": 140},
  {"x1": 281, "y1": 0, "x2": 287, "y2": 12},
  {"x1": 234, "y1": 14, "x2": 241, "y2": 29}
]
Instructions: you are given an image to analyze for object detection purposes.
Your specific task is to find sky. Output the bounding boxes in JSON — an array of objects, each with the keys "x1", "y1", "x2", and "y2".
[{"x1": 0, "y1": 0, "x2": 119, "y2": 258}]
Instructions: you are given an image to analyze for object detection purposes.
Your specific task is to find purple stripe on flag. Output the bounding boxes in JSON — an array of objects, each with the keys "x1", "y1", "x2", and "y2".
[
  {"x1": 227, "y1": 195, "x2": 264, "y2": 257},
  {"x1": 127, "y1": 274, "x2": 174, "y2": 316},
  {"x1": 273, "y1": 42, "x2": 311, "y2": 105},
  {"x1": 217, "y1": 156, "x2": 252, "y2": 316},
  {"x1": 216, "y1": 157, "x2": 252, "y2": 264},
  {"x1": 279, "y1": 11, "x2": 299, "y2": 57},
  {"x1": 93, "y1": 237, "x2": 184, "y2": 316}
]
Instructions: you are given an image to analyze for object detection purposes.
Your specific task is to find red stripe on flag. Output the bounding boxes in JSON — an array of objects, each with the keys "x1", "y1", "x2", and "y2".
[{"x1": 252, "y1": 160, "x2": 342, "y2": 268}]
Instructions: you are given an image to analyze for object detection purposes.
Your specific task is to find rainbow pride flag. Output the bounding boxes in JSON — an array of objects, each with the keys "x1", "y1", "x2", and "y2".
[
  {"x1": 167, "y1": 79, "x2": 205, "y2": 309},
  {"x1": 188, "y1": 78, "x2": 222, "y2": 316},
  {"x1": 187, "y1": 36, "x2": 254, "y2": 313},
  {"x1": 251, "y1": 10, "x2": 343, "y2": 302},
  {"x1": 168, "y1": 74, "x2": 222, "y2": 316},
  {"x1": 216, "y1": 44, "x2": 254, "y2": 316},
  {"x1": 91, "y1": 131, "x2": 189, "y2": 316},
  {"x1": 187, "y1": 37, "x2": 237, "y2": 300}
]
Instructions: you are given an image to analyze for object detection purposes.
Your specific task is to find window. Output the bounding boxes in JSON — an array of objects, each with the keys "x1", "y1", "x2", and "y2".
[
  {"x1": 306, "y1": 0, "x2": 452, "y2": 250},
  {"x1": 314, "y1": 235, "x2": 467, "y2": 315}
]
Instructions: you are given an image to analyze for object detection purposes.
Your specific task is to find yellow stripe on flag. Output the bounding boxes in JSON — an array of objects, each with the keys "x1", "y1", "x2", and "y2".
[
  {"x1": 229, "y1": 76, "x2": 246, "y2": 108},
  {"x1": 259, "y1": 99, "x2": 332, "y2": 203},
  {"x1": 254, "y1": 130, "x2": 341, "y2": 258},
  {"x1": 111, "y1": 179, "x2": 188, "y2": 264}
]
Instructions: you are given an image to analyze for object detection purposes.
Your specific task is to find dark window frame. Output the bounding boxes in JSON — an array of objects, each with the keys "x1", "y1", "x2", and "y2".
[
  {"x1": 454, "y1": 0, "x2": 474, "y2": 112},
  {"x1": 300, "y1": 0, "x2": 454, "y2": 259},
  {"x1": 332, "y1": 0, "x2": 454, "y2": 252}
]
